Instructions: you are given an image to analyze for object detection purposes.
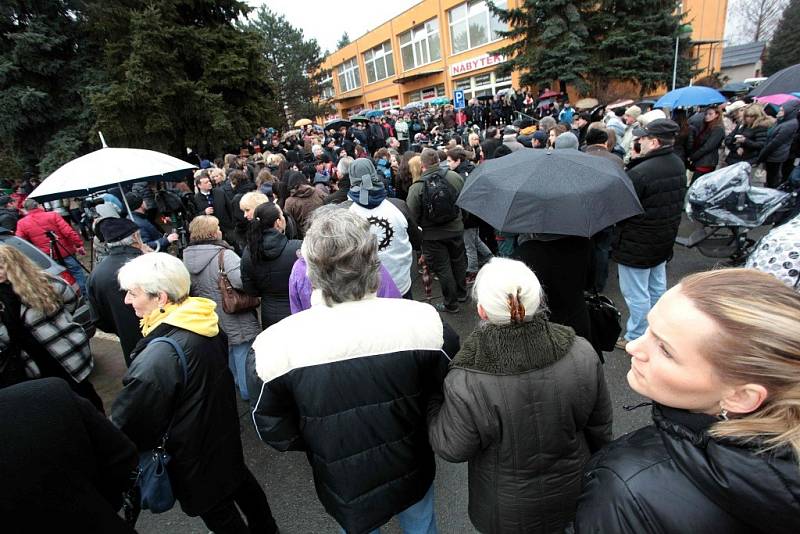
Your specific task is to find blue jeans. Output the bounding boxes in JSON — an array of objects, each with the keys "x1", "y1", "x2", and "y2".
[
  {"x1": 340, "y1": 484, "x2": 437, "y2": 534},
  {"x1": 62, "y1": 254, "x2": 87, "y2": 296},
  {"x1": 228, "y1": 341, "x2": 252, "y2": 401},
  {"x1": 463, "y1": 227, "x2": 493, "y2": 273},
  {"x1": 618, "y1": 262, "x2": 667, "y2": 341}
]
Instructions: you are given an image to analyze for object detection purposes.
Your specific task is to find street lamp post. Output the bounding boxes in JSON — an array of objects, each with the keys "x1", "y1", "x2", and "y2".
[{"x1": 672, "y1": 24, "x2": 694, "y2": 91}]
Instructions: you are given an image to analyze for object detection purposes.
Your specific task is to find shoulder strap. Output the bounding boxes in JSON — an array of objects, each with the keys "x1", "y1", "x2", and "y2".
[
  {"x1": 148, "y1": 336, "x2": 188, "y2": 384},
  {"x1": 217, "y1": 249, "x2": 226, "y2": 274}
]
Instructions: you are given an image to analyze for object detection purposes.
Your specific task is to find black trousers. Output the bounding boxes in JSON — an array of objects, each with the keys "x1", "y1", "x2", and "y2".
[
  {"x1": 423, "y1": 235, "x2": 467, "y2": 308},
  {"x1": 766, "y1": 161, "x2": 784, "y2": 188},
  {"x1": 200, "y1": 468, "x2": 277, "y2": 534}
]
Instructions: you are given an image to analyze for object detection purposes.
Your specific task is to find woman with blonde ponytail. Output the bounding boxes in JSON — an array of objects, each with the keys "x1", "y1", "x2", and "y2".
[
  {"x1": 428, "y1": 258, "x2": 612, "y2": 533},
  {"x1": 0, "y1": 245, "x2": 101, "y2": 410},
  {"x1": 576, "y1": 268, "x2": 800, "y2": 533}
]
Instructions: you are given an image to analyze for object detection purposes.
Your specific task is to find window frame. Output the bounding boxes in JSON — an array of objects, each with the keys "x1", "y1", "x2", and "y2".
[
  {"x1": 363, "y1": 41, "x2": 396, "y2": 84},
  {"x1": 337, "y1": 57, "x2": 361, "y2": 93},
  {"x1": 448, "y1": 0, "x2": 507, "y2": 56},
  {"x1": 398, "y1": 18, "x2": 442, "y2": 71}
]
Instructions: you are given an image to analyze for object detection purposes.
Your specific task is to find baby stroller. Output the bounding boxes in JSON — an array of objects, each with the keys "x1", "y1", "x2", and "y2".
[{"x1": 677, "y1": 162, "x2": 799, "y2": 264}]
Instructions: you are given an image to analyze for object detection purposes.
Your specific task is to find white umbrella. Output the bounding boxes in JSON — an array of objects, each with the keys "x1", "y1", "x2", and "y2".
[{"x1": 29, "y1": 134, "x2": 196, "y2": 215}]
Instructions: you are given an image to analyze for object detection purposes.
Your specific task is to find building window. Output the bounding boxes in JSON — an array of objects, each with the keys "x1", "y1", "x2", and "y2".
[
  {"x1": 452, "y1": 72, "x2": 511, "y2": 101},
  {"x1": 407, "y1": 84, "x2": 446, "y2": 103},
  {"x1": 337, "y1": 57, "x2": 361, "y2": 93},
  {"x1": 448, "y1": 0, "x2": 507, "y2": 55},
  {"x1": 320, "y1": 73, "x2": 334, "y2": 99},
  {"x1": 371, "y1": 96, "x2": 400, "y2": 110},
  {"x1": 364, "y1": 41, "x2": 396, "y2": 84},
  {"x1": 398, "y1": 19, "x2": 441, "y2": 71}
]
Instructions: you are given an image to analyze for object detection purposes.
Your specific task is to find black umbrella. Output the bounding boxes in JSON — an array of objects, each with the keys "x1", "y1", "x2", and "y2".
[
  {"x1": 720, "y1": 81, "x2": 752, "y2": 95},
  {"x1": 749, "y1": 63, "x2": 800, "y2": 97},
  {"x1": 324, "y1": 119, "x2": 351, "y2": 131},
  {"x1": 457, "y1": 148, "x2": 643, "y2": 236}
]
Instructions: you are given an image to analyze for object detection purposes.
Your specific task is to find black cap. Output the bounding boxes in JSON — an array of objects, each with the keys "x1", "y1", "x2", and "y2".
[
  {"x1": 632, "y1": 119, "x2": 679, "y2": 138},
  {"x1": 97, "y1": 217, "x2": 139, "y2": 243},
  {"x1": 125, "y1": 192, "x2": 143, "y2": 211},
  {"x1": 0, "y1": 195, "x2": 12, "y2": 207}
]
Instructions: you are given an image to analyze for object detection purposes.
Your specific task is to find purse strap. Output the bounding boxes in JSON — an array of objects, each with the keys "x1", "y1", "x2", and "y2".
[
  {"x1": 147, "y1": 336, "x2": 188, "y2": 446},
  {"x1": 217, "y1": 249, "x2": 226, "y2": 275}
]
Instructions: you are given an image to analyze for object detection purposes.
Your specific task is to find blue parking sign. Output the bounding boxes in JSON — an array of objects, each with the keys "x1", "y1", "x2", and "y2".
[{"x1": 454, "y1": 90, "x2": 465, "y2": 109}]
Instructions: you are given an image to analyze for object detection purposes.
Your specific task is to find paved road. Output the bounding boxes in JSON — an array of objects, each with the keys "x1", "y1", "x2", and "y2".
[{"x1": 88, "y1": 215, "x2": 728, "y2": 533}]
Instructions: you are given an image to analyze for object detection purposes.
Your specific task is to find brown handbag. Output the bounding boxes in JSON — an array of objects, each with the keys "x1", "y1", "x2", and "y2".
[{"x1": 217, "y1": 250, "x2": 260, "y2": 314}]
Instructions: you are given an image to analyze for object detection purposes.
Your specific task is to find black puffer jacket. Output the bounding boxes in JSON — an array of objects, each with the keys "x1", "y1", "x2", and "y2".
[
  {"x1": 249, "y1": 297, "x2": 459, "y2": 534},
  {"x1": 110, "y1": 321, "x2": 246, "y2": 517},
  {"x1": 612, "y1": 147, "x2": 686, "y2": 268},
  {"x1": 241, "y1": 229, "x2": 301, "y2": 329},
  {"x1": 576, "y1": 404, "x2": 800, "y2": 533},
  {"x1": 758, "y1": 100, "x2": 800, "y2": 164},
  {"x1": 724, "y1": 122, "x2": 769, "y2": 165},
  {"x1": 429, "y1": 319, "x2": 612, "y2": 534}
]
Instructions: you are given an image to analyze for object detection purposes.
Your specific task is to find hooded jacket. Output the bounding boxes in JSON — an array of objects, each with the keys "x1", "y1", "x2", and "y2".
[
  {"x1": 16, "y1": 207, "x2": 83, "y2": 258},
  {"x1": 110, "y1": 297, "x2": 247, "y2": 517},
  {"x1": 241, "y1": 229, "x2": 301, "y2": 329},
  {"x1": 758, "y1": 100, "x2": 800, "y2": 164},
  {"x1": 576, "y1": 404, "x2": 800, "y2": 533},
  {"x1": 182, "y1": 242, "x2": 261, "y2": 346},
  {"x1": 612, "y1": 146, "x2": 686, "y2": 268},
  {"x1": 429, "y1": 319, "x2": 612, "y2": 534},
  {"x1": 249, "y1": 296, "x2": 460, "y2": 534}
]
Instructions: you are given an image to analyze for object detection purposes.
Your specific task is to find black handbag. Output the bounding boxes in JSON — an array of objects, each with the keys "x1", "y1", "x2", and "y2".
[{"x1": 585, "y1": 292, "x2": 622, "y2": 353}]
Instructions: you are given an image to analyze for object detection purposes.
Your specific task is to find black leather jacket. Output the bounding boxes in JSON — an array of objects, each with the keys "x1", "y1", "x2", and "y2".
[{"x1": 576, "y1": 404, "x2": 800, "y2": 533}]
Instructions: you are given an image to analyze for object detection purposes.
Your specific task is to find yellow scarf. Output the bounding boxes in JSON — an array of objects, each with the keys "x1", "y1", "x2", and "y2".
[{"x1": 140, "y1": 296, "x2": 219, "y2": 338}]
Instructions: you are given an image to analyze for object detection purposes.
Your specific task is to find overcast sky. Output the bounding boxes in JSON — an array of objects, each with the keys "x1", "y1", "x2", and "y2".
[{"x1": 245, "y1": 0, "x2": 421, "y2": 54}]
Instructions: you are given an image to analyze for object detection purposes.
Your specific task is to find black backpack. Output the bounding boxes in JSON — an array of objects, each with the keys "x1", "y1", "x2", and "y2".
[{"x1": 422, "y1": 169, "x2": 460, "y2": 224}]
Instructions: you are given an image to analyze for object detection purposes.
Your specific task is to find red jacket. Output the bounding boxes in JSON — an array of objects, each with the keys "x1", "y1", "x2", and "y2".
[{"x1": 16, "y1": 208, "x2": 83, "y2": 258}]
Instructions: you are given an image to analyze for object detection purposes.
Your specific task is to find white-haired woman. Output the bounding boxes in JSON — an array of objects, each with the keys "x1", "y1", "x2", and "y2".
[
  {"x1": 428, "y1": 258, "x2": 612, "y2": 534},
  {"x1": 576, "y1": 269, "x2": 800, "y2": 533},
  {"x1": 111, "y1": 253, "x2": 277, "y2": 533}
]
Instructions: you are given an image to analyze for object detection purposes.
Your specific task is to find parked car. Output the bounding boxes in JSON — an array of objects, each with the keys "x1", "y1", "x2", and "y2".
[{"x1": 0, "y1": 228, "x2": 95, "y2": 337}]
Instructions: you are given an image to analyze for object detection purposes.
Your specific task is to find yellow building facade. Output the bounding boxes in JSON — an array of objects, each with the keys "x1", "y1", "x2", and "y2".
[{"x1": 319, "y1": 0, "x2": 727, "y2": 118}]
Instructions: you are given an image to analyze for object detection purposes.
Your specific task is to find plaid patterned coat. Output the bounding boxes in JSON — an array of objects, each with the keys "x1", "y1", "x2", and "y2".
[{"x1": 0, "y1": 276, "x2": 93, "y2": 382}]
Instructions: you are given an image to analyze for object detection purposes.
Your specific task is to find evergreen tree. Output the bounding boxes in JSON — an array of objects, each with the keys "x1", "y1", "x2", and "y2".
[
  {"x1": 89, "y1": 0, "x2": 273, "y2": 158},
  {"x1": 0, "y1": 0, "x2": 96, "y2": 178},
  {"x1": 587, "y1": 1, "x2": 696, "y2": 97},
  {"x1": 337, "y1": 32, "x2": 351, "y2": 49},
  {"x1": 245, "y1": 7, "x2": 331, "y2": 125},
  {"x1": 762, "y1": 0, "x2": 800, "y2": 75},
  {"x1": 491, "y1": 0, "x2": 593, "y2": 94}
]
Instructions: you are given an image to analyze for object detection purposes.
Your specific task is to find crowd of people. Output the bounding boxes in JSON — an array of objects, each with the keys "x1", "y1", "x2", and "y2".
[{"x1": 1, "y1": 86, "x2": 800, "y2": 534}]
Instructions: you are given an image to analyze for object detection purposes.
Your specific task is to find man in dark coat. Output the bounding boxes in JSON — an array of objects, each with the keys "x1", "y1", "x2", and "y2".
[
  {"x1": 612, "y1": 119, "x2": 685, "y2": 349},
  {"x1": 481, "y1": 126, "x2": 502, "y2": 160},
  {"x1": 86, "y1": 218, "x2": 145, "y2": 365},
  {"x1": 0, "y1": 195, "x2": 19, "y2": 232},
  {"x1": 0, "y1": 378, "x2": 138, "y2": 532},
  {"x1": 757, "y1": 99, "x2": 800, "y2": 187}
]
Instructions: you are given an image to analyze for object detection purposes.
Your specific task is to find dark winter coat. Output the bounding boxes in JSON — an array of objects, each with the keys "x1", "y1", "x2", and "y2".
[
  {"x1": 111, "y1": 321, "x2": 246, "y2": 517},
  {"x1": 284, "y1": 184, "x2": 325, "y2": 237},
  {"x1": 612, "y1": 146, "x2": 686, "y2": 268},
  {"x1": 0, "y1": 378, "x2": 138, "y2": 533},
  {"x1": 576, "y1": 403, "x2": 800, "y2": 533},
  {"x1": 481, "y1": 137, "x2": 502, "y2": 160},
  {"x1": 725, "y1": 122, "x2": 770, "y2": 165},
  {"x1": 687, "y1": 123, "x2": 725, "y2": 169},
  {"x1": 323, "y1": 177, "x2": 350, "y2": 205},
  {"x1": 429, "y1": 319, "x2": 612, "y2": 534},
  {"x1": 758, "y1": 100, "x2": 800, "y2": 164},
  {"x1": 406, "y1": 167, "x2": 465, "y2": 240},
  {"x1": 182, "y1": 243, "x2": 261, "y2": 346},
  {"x1": 514, "y1": 236, "x2": 594, "y2": 346},
  {"x1": 131, "y1": 211, "x2": 169, "y2": 251},
  {"x1": 0, "y1": 207, "x2": 18, "y2": 232},
  {"x1": 230, "y1": 181, "x2": 258, "y2": 247},
  {"x1": 205, "y1": 186, "x2": 236, "y2": 236},
  {"x1": 249, "y1": 297, "x2": 459, "y2": 534},
  {"x1": 241, "y1": 229, "x2": 301, "y2": 329},
  {"x1": 86, "y1": 246, "x2": 143, "y2": 364}
]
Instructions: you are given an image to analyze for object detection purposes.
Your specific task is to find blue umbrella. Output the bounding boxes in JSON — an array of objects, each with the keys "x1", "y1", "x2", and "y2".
[
  {"x1": 654, "y1": 86, "x2": 726, "y2": 109},
  {"x1": 365, "y1": 110, "x2": 385, "y2": 118}
]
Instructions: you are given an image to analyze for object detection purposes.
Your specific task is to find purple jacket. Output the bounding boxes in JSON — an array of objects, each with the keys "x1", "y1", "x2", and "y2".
[{"x1": 289, "y1": 257, "x2": 402, "y2": 313}]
